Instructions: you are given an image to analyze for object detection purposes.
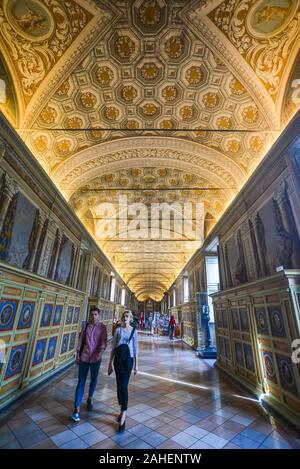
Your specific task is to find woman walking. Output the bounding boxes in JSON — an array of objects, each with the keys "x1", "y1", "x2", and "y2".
[
  {"x1": 108, "y1": 311, "x2": 138, "y2": 432},
  {"x1": 70, "y1": 307, "x2": 107, "y2": 422}
]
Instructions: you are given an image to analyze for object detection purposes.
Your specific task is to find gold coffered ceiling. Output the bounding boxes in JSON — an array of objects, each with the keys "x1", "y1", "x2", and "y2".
[{"x1": 0, "y1": 0, "x2": 299, "y2": 300}]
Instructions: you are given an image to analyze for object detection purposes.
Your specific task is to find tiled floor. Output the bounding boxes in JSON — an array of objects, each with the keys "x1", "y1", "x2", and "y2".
[{"x1": 0, "y1": 333, "x2": 300, "y2": 449}]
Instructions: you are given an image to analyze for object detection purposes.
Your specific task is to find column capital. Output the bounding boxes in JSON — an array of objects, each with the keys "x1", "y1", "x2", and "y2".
[
  {"x1": 38, "y1": 209, "x2": 48, "y2": 226},
  {"x1": 49, "y1": 222, "x2": 63, "y2": 242},
  {"x1": 273, "y1": 181, "x2": 286, "y2": 203}
]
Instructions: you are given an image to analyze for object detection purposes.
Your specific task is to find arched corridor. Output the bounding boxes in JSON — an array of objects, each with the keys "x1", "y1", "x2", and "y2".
[
  {"x1": 0, "y1": 0, "x2": 300, "y2": 455},
  {"x1": 0, "y1": 333, "x2": 299, "y2": 450}
]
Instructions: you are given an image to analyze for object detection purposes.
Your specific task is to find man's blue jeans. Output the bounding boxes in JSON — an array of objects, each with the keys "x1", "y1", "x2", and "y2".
[{"x1": 74, "y1": 361, "x2": 101, "y2": 408}]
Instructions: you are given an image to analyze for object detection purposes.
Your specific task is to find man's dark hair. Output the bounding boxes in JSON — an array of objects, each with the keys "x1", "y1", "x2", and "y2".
[{"x1": 90, "y1": 306, "x2": 100, "y2": 314}]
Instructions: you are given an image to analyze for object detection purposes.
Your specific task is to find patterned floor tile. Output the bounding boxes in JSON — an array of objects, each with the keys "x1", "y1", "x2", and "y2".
[
  {"x1": 169, "y1": 418, "x2": 191, "y2": 431},
  {"x1": 50, "y1": 429, "x2": 77, "y2": 447},
  {"x1": 128, "y1": 423, "x2": 152, "y2": 438},
  {"x1": 240, "y1": 427, "x2": 268, "y2": 444},
  {"x1": 0, "y1": 431, "x2": 18, "y2": 448},
  {"x1": 201, "y1": 432, "x2": 228, "y2": 449},
  {"x1": 0, "y1": 334, "x2": 299, "y2": 449},
  {"x1": 231, "y1": 434, "x2": 261, "y2": 449},
  {"x1": 60, "y1": 438, "x2": 89, "y2": 449},
  {"x1": 184, "y1": 425, "x2": 209, "y2": 439},
  {"x1": 124, "y1": 438, "x2": 153, "y2": 449},
  {"x1": 155, "y1": 423, "x2": 181, "y2": 438},
  {"x1": 141, "y1": 429, "x2": 167, "y2": 447},
  {"x1": 170, "y1": 431, "x2": 198, "y2": 448},
  {"x1": 189, "y1": 440, "x2": 214, "y2": 449},
  {"x1": 18, "y1": 430, "x2": 49, "y2": 449},
  {"x1": 71, "y1": 422, "x2": 98, "y2": 436},
  {"x1": 80, "y1": 430, "x2": 107, "y2": 445}
]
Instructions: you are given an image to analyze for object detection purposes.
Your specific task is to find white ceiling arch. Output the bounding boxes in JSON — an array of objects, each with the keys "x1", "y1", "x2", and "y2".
[{"x1": 53, "y1": 136, "x2": 246, "y2": 197}]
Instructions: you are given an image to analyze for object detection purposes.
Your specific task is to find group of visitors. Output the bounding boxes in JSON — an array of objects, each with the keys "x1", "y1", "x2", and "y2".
[
  {"x1": 70, "y1": 306, "x2": 176, "y2": 432},
  {"x1": 139, "y1": 312, "x2": 176, "y2": 338}
]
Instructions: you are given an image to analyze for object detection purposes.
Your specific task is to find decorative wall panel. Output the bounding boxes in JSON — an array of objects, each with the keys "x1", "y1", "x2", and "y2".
[
  {"x1": 212, "y1": 271, "x2": 300, "y2": 429},
  {"x1": 0, "y1": 263, "x2": 85, "y2": 407},
  {"x1": 0, "y1": 112, "x2": 136, "y2": 410},
  {"x1": 0, "y1": 299, "x2": 18, "y2": 331},
  {"x1": 17, "y1": 301, "x2": 34, "y2": 330}
]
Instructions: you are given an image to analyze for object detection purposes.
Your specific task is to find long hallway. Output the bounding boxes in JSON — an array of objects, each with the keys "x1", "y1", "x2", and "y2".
[{"x1": 0, "y1": 334, "x2": 299, "y2": 450}]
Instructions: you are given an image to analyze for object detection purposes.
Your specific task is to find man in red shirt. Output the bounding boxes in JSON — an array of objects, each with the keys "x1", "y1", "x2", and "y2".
[
  {"x1": 169, "y1": 315, "x2": 176, "y2": 341},
  {"x1": 70, "y1": 306, "x2": 107, "y2": 422}
]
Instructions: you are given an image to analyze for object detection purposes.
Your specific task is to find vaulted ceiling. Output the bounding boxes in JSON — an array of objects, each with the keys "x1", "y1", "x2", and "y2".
[{"x1": 0, "y1": 0, "x2": 299, "y2": 301}]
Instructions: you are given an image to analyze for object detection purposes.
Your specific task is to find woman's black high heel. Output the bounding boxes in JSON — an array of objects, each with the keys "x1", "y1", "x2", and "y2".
[
  {"x1": 118, "y1": 413, "x2": 126, "y2": 432},
  {"x1": 118, "y1": 421, "x2": 126, "y2": 432}
]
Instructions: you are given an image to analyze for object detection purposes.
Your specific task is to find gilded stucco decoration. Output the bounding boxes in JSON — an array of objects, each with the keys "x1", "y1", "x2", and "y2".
[{"x1": 208, "y1": 0, "x2": 300, "y2": 98}]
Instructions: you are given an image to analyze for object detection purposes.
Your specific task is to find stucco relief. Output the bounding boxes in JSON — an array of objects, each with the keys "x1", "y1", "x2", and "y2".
[
  {"x1": 58, "y1": 155, "x2": 238, "y2": 202},
  {"x1": 0, "y1": 0, "x2": 92, "y2": 99},
  {"x1": 208, "y1": 0, "x2": 300, "y2": 97},
  {"x1": 52, "y1": 136, "x2": 245, "y2": 191}
]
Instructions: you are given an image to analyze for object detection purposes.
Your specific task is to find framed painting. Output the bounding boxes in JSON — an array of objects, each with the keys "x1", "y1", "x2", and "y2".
[
  {"x1": 244, "y1": 343, "x2": 255, "y2": 372},
  {"x1": 262, "y1": 350, "x2": 277, "y2": 384},
  {"x1": 61, "y1": 334, "x2": 69, "y2": 354},
  {"x1": 231, "y1": 308, "x2": 240, "y2": 331},
  {"x1": 46, "y1": 337, "x2": 57, "y2": 361},
  {"x1": 69, "y1": 332, "x2": 76, "y2": 351},
  {"x1": 73, "y1": 307, "x2": 80, "y2": 324},
  {"x1": 65, "y1": 306, "x2": 74, "y2": 325},
  {"x1": 5, "y1": 193, "x2": 38, "y2": 269},
  {"x1": 240, "y1": 308, "x2": 250, "y2": 332},
  {"x1": 52, "y1": 305, "x2": 63, "y2": 326},
  {"x1": 4, "y1": 344, "x2": 27, "y2": 380},
  {"x1": 54, "y1": 236, "x2": 73, "y2": 285},
  {"x1": 40, "y1": 303, "x2": 53, "y2": 327},
  {"x1": 269, "y1": 306, "x2": 286, "y2": 338},
  {"x1": 235, "y1": 341, "x2": 244, "y2": 367},
  {"x1": 32, "y1": 338, "x2": 46, "y2": 366},
  {"x1": 17, "y1": 301, "x2": 34, "y2": 329},
  {"x1": 0, "y1": 300, "x2": 18, "y2": 331},
  {"x1": 276, "y1": 354, "x2": 299, "y2": 397},
  {"x1": 255, "y1": 307, "x2": 269, "y2": 336}
]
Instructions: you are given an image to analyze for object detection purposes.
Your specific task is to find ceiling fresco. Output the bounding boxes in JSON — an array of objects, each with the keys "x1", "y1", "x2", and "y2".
[{"x1": 0, "y1": 0, "x2": 299, "y2": 300}]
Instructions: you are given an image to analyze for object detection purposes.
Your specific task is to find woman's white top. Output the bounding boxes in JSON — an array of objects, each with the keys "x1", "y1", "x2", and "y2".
[{"x1": 111, "y1": 326, "x2": 138, "y2": 358}]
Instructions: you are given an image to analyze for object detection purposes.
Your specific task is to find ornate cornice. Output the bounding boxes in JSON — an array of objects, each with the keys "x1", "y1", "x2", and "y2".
[{"x1": 53, "y1": 136, "x2": 246, "y2": 195}]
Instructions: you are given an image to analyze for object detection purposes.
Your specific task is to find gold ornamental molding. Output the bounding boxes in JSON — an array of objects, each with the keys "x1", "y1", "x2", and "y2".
[
  {"x1": 52, "y1": 136, "x2": 247, "y2": 197},
  {"x1": 19, "y1": 0, "x2": 120, "y2": 128},
  {"x1": 181, "y1": 0, "x2": 290, "y2": 130}
]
